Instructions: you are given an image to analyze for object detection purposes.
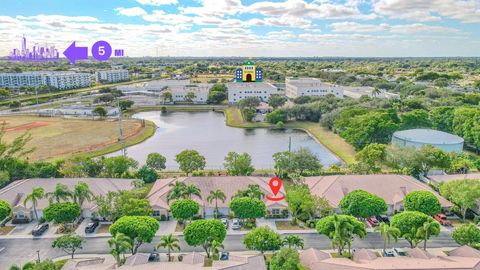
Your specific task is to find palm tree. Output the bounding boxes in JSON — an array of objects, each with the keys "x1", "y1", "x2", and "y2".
[
  {"x1": 157, "y1": 234, "x2": 180, "y2": 262},
  {"x1": 210, "y1": 240, "x2": 224, "y2": 259},
  {"x1": 282, "y1": 235, "x2": 304, "y2": 249},
  {"x1": 375, "y1": 222, "x2": 400, "y2": 254},
  {"x1": 330, "y1": 215, "x2": 351, "y2": 256},
  {"x1": 416, "y1": 220, "x2": 440, "y2": 250},
  {"x1": 161, "y1": 91, "x2": 173, "y2": 104},
  {"x1": 372, "y1": 88, "x2": 382, "y2": 98},
  {"x1": 167, "y1": 181, "x2": 187, "y2": 202},
  {"x1": 207, "y1": 189, "x2": 226, "y2": 217},
  {"x1": 46, "y1": 183, "x2": 72, "y2": 203},
  {"x1": 245, "y1": 184, "x2": 263, "y2": 199},
  {"x1": 184, "y1": 184, "x2": 201, "y2": 199},
  {"x1": 23, "y1": 187, "x2": 44, "y2": 221},
  {"x1": 72, "y1": 182, "x2": 93, "y2": 208},
  {"x1": 108, "y1": 233, "x2": 132, "y2": 266}
]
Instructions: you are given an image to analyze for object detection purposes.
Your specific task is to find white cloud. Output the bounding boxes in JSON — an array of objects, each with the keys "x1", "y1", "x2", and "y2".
[
  {"x1": 330, "y1": 21, "x2": 461, "y2": 34},
  {"x1": 180, "y1": 0, "x2": 243, "y2": 17},
  {"x1": 16, "y1": 14, "x2": 99, "y2": 22},
  {"x1": 115, "y1": 7, "x2": 148, "y2": 17},
  {"x1": 135, "y1": 0, "x2": 178, "y2": 6},
  {"x1": 373, "y1": 0, "x2": 480, "y2": 23}
]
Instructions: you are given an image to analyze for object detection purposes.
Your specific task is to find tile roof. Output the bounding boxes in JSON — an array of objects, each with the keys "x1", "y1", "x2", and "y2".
[
  {"x1": 428, "y1": 173, "x2": 480, "y2": 184},
  {"x1": 147, "y1": 176, "x2": 287, "y2": 210},
  {"x1": 304, "y1": 174, "x2": 451, "y2": 208},
  {"x1": 0, "y1": 178, "x2": 135, "y2": 210}
]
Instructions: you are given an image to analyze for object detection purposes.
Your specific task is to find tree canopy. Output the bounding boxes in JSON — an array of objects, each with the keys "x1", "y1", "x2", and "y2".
[
  {"x1": 175, "y1": 150, "x2": 206, "y2": 175},
  {"x1": 170, "y1": 199, "x2": 200, "y2": 222},
  {"x1": 439, "y1": 179, "x2": 480, "y2": 221},
  {"x1": 390, "y1": 211, "x2": 436, "y2": 248},
  {"x1": 243, "y1": 226, "x2": 282, "y2": 253},
  {"x1": 109, "y1": 216, "x2": 159, "y2": 254},
  {"x1": 339, "y1": 190, "x2": 387, "y2": 218},
  {"x1": 183, "y1": 219, "x2": 226, "y2": 258},
  {"x1": 223, "y1": 152, "x2": 255, "y2": 176},
  {"x1": 229, "y1": 197, "x2": 266, "y2": 220},
  {"x1": 403, "y1": 191, "x2": 441, "y2": 216}
]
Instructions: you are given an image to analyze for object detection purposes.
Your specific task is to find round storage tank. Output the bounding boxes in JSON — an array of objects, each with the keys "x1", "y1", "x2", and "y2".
[{"x1": 392, "y1": 128, "x2": 464, "y2": 153}]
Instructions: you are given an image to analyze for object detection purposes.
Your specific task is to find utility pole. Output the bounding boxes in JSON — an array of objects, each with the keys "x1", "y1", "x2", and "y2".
[
  {"x1": 117, "y1": 99, "x2": 126, "y2": 156},
  {"x1": 288, "y1": 136, "x2": 292, "y2": 152}
]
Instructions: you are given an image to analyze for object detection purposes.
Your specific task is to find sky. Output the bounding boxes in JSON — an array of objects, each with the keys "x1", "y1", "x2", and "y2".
[{"x1": 0, "y1": 0, "x2": 480, "y2": 57}]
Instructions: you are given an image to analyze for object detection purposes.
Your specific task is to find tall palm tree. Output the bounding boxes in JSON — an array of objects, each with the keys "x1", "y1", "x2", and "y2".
[
  {"x1": 46, "y1": 183, "x2": 72, "y2": 203},
  {"x1": 282, "y1": 235, "x2": 304, "y2": 249},
  {"x1": 157, "y1": 234, "x2": 180, "y2": 262},
  {"x1": 167, "y1": 181, "x2": 187, "y2": 202},
  {"x1": 184, "y1": 184, "x2": 201, "y2": 199},
  {"x1": 72, "y1": 182, "x2": 93, "y2": 208},
  {"x1": 23, "y1": 187, "x2": 44, "y2": 221},
  {"x1": 207, "y1": 189, "x2": 226, "y2": 217},
  {"x1": 416, "y1": 220, "x2": 440, "y2": 250},
  {"x1": 108, "y1": 233, "x2": 132, "y2": 266},
  {"x1": 376, "y1": 222, "x2": 400, "y2": 254}
]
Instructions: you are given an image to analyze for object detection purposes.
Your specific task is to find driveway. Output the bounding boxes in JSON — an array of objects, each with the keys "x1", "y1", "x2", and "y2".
[
  {"x1": 9, "y1": 222, "x2": 37, "y2": 236},
  {"x1": 256, "y1": 219, "x2": 277, "y2": 230},
  {"x1": 157, "y1": 220, "x2": 177, "y2": 235}
]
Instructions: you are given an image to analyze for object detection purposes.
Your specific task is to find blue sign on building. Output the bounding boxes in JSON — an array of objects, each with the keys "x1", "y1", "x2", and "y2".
[
  {"x1": 236, "y1": 68, "x2": 243, "y2": 82},
  {"x1": 255, "y1": 68, "x2": 262, "y2": 81}
]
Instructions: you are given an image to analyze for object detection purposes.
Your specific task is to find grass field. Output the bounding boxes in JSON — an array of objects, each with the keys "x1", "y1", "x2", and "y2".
[{"x1": 0, "y1": 115, "x2": 155, "y2": 161}]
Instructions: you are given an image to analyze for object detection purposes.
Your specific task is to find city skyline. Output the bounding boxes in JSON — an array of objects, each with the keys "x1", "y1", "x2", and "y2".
[
  {"x1": 0, "y1": 0, "x2": 480, "y2": 57},
  {"x1": 8, "y1": 35, "x2": 59, "y2": 61}
]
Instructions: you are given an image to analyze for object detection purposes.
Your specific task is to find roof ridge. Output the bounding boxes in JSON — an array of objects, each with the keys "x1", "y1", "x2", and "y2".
[{"x1": 0, "y1": 179, "x2": 30, "y2": 195}]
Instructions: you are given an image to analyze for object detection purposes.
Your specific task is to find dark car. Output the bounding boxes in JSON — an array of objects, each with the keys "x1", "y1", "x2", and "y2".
[
  {"x1": 149, "y1": 252, "x2": 160, "y2": 262},
  {"x1": 84, "y1": 221, "x2": 99, "y2": 233},
  {"x1": 32, "y1": 223, "x2": 49, "y2": 236},
  {"x1": 376, "y1": 215, "x2": 390, "y2": 224},
  {"x1": 220, "y1": 218, "x2": 229, "y2": 229}
]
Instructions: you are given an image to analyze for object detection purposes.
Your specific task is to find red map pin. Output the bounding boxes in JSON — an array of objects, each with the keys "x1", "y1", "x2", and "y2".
[{"x1": 269, "y1": 177, "x2": 282, "y2": 196}]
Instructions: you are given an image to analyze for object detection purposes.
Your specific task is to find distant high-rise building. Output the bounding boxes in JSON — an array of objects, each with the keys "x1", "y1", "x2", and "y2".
[{"x1": 8, "y1": 35, "x2": 59, "y2": 61}]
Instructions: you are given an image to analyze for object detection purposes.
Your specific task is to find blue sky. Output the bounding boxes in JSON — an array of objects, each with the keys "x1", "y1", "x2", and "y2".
[{"x1": 1, "y1": 0, "x2": 480, "y2": 57}]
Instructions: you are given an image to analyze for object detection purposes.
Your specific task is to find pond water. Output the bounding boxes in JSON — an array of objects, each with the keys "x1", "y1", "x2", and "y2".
[{"x1": 107, "y1": 111, "x2": 341, "y2": 169}]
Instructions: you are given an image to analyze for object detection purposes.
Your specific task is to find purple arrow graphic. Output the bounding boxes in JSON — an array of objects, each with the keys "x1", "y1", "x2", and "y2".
[{"x1": 63, "y1": 41, "x2": 88, "y2": 64}]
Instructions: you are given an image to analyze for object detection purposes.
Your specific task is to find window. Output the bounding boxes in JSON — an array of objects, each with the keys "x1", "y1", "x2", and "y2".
[
  {"x1": 153, "y1": 210, "x2": 161, "y2": 216},
  {"x1": 272, "y1": 209, "x2": 280, "y2": 215}
]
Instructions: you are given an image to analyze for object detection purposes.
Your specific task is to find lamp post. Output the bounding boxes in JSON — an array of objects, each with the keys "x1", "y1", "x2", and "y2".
[{"x1": 36, "y1": 250, "x2": 40, "y2": 263}]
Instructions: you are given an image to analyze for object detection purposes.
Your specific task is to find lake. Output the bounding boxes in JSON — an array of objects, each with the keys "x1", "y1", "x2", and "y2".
[{"x1": 107, "y1": 111, "x2": 341, "y2": 169}]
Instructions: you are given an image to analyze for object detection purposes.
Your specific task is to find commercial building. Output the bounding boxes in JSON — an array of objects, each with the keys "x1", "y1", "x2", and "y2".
[
  {"x1": 96, "y1": 69, "x2": 129, "y2": 83},
  {"x1": 162, "y1": 84, "x2": 210, "y2": 104},
  {"x1": 0, "y1": 71, "x2": 92, "y2": 89},
  {"x1": 300, "y1": 246, "x2": 480, "y2": 270},
  {"x1": 304, "y1": 174, "x2": 451, "y2": 214},
  {"x1": 227, "y1": 82, "x2": 279, "y2": 103},
  {"x1": 0, "y1": 178, "x2": 135, "y2": 222},
  {"x1": 392, "y1": 128, "x2": 464, "y2": 153},
  {"x1": 285, "y1": 77, "x2": 343, "y2": 99},
  {"x1": 147, "y1": 176, "x2": 288, "y2": 219}
]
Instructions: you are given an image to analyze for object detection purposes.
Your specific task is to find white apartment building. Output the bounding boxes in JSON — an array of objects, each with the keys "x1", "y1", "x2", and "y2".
[
  {"x1": 285, "y1": 77, "x2": 344, "y2": 99},
  {"x1": 0, "y1": 72, "x2": 92, "y2": 89},
  {"x1": 227, "y1": 82, "x2": 279, "y2": 103},
  {"x1": 96, "y1": 70, "x2": 129, "y2": 83}
]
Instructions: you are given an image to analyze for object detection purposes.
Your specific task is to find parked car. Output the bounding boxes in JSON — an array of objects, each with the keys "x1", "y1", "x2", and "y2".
[
  {"x1": 220, "y1": 252, "x2": 229, "y2": 261},
  {"x1": 433, "y1": 214, "x2": 451, "y2": 226},
  {"x1": 84, "y1": 221, "x2": 99, "y2": 233},
  {"x1": 384, "y1": 249, "x2": 395, "y2": 257},
  {"x1": 32, "y1": 223, "x2": 49, "y2": 236},
  {"x1": 220, "y1": 218, "x2": 229, "y2": 229},
  {"x1": 376, "y1": 215, "x2": 390, "y2": 224},
  {"x1": 367, "y1": 217, "x2": 380, "y2": 227},
  {"x1": 232, "y1": 219, "x2": 241, "y2": 230},
  {"x1": 394, "y1": 248, "x2": 407, "y2": 256},
  {"x1": 149, "y1": 252, "x2": 160, "y2": 262}
]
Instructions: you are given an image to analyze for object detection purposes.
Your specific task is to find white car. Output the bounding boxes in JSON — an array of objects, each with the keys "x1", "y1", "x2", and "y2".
[{"x1": 232, "y1": 219, "x2": 241, "y2": 230}]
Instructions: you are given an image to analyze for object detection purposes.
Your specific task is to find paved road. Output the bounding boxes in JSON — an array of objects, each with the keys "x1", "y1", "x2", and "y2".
[{"x1": 0, "y1": 232, "x2": 458, "y2": 268}]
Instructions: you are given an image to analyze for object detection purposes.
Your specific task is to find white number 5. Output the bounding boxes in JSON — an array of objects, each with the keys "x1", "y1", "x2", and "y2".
[{"x1": 98, "y1": 46, "x2": 105, "y2": 56}]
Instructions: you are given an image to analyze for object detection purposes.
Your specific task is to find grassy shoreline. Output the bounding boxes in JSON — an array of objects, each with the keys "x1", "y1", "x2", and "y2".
[{"x1": 122, "y1": 105, "x2": 356, "y2": 165}]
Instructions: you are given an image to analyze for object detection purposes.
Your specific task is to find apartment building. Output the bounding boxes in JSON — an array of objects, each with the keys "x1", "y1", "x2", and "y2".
[
  {"x1": 0, "y1": 71, "x2": 92, "y2": 89},
  {"x1": 96, "y1": 69, "x2": 129, "y2": 83}
]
